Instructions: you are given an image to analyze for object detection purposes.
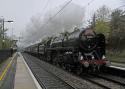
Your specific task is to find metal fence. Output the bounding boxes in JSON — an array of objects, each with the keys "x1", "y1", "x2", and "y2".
[{"x1": 0, "y1": 49, "x2": 14, "y2": 63}]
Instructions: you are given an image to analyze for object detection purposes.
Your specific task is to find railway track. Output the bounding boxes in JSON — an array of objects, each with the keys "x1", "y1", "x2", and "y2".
[
  {"x1": 22, "y1": 53, "x2": 125, "y2": 89},
  {"x1": 22, "y1": 53, "x2": 105, "y2": 89},
  {"x1": 91, "y1": 73, "x2": 125, "y2": 86},
  {"x1": 23, "y1": 53, "x2": 75, "y2": 89},
  {"x1": 81, "y1": 73, "x2": 125, "y2": 89}
]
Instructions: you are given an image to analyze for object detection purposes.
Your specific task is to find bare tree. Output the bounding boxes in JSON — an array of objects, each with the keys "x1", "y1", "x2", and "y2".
[{"x1": 95, "y1": 5, "x2": 111, "y2": 22}]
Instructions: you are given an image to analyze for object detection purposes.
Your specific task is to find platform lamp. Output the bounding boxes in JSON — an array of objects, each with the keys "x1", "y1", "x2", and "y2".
[{"x1": 1, "y1": 17, "x2": 14, "y2": 48}]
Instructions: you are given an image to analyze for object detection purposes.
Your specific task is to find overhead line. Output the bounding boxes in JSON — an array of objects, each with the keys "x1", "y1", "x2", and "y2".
[
  {"x1": 84, "y1": 0, "x2": 95, "y2": 7},
  {"x1": 34, "y1": 0, "x2": 97, "y2": 43},
  {"x1": 44, "y1": 0, "x2": 95, "y2": 26},
  {"x1": 41, "y1": 0, "x2": 72, "y2": 27},
  {"x1": 42, "y1": 0, "x2": 50, "y2": 13},
  {"x1": 49, "y1": 0, "x2": 72, "y2": 21},
  {"x1": 39, "y1": 0, "x2": 96, "y2": 31},
  {"x1": 116, "y1": 4, "x2": 125, "y2": 9}
]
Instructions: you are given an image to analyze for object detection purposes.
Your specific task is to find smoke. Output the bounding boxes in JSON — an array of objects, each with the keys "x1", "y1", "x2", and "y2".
[{"x1": 22, "y1": 2, "x2": 84, "y2": 47}]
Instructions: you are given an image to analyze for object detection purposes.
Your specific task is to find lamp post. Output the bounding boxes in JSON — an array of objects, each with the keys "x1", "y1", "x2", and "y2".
[{"x1": 1, "y1": 18, "x2": 14, "y2": 48}]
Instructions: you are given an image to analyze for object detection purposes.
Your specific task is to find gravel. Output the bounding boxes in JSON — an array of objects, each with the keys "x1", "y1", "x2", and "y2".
[{"x1": 22, "y1": 53, "x2": 104, "y2": 89}]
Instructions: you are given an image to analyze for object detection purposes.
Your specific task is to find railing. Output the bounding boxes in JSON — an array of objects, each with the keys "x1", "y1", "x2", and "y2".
[{"x1": 0, "y1": 49, "x2": 15, "y2": 63}]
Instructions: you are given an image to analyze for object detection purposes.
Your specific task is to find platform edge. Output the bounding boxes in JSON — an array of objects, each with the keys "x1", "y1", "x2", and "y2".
[{"x1": 18, "y1": 52, "x2": 42, "y2": 89}]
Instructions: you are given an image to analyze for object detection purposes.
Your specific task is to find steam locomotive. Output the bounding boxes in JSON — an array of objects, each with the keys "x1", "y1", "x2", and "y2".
[{"x1": 25, "y1": 28, "x2": 110, "y2": 74}]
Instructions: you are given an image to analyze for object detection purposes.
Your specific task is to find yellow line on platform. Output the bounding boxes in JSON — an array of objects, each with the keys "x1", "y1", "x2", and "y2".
[{"x1": 0, "y1": 58, "x2": 13, "y2": 81}]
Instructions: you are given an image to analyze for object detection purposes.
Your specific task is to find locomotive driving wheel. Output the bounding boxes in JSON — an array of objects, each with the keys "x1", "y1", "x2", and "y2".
[
  {"x1": 62, "y1": 63, "x2": 67, "y2": 70},
  {"x1": 92, "y1": 64, "x2": 97, "y2": 72},
  {"x1": 52, "y1": 57, "x2": 56, "y2": 65},
  {"x1": 97, "y1": 65, "x2": 100, "y2": 72},
  {"x1": 47, "y1": 55, "x2": 51, "y2": 62},
  {"x1": 67, "y1": 64, "x2": 72, "y2": 72},
  {"x1": 76, "y1": 64, "x2": 83, "y2": 75}
]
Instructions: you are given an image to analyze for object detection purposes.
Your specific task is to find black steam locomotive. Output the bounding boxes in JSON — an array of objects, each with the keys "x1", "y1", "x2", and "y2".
[{"x1": 25, "y1": 28, "x2": 110, "y2": 74}]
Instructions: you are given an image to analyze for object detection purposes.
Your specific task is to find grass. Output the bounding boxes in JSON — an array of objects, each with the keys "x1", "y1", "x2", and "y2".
[{"x1": 107, "y1": 50, "x2": 125, "y2": 63}]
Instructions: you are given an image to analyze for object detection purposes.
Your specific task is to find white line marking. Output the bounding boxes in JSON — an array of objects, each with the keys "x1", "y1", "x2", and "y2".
[
  {"x1": 18, "y1": 52, "x2": 42, "y2": 89},
  {"x1": 110, "y1": 65, "x2": 125, "y2": 70}
]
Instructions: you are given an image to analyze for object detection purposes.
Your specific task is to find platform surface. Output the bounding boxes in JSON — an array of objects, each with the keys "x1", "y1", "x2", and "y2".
[
  {"x1": 0, "y1": 53, "x2": 17, "y2": 89},
  {"x1": 111, "y1": 62, "x2": 125, "y2": 68},
  {"x1": 14, "y1": 54, "x2": 38, "y2": 89}
]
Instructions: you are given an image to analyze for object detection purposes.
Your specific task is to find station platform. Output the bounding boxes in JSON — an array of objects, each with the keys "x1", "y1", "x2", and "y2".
[
  {"x1": 0, "y1": 52, "x2": 42, "y2": 89},
  {"x1": 111, "y1": 62, "x2": 125, "y2": 68},
  {"x1": 110, "y1": 62, "x2": 125, "y2": 71},
  {"x1": 14, "y1": 53, "x2": 41, "y2": 89}
]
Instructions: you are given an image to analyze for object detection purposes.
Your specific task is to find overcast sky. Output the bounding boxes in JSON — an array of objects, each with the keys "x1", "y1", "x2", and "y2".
[{"x1": 0, "y1": 0, "x2": 123, "y2": 40}]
